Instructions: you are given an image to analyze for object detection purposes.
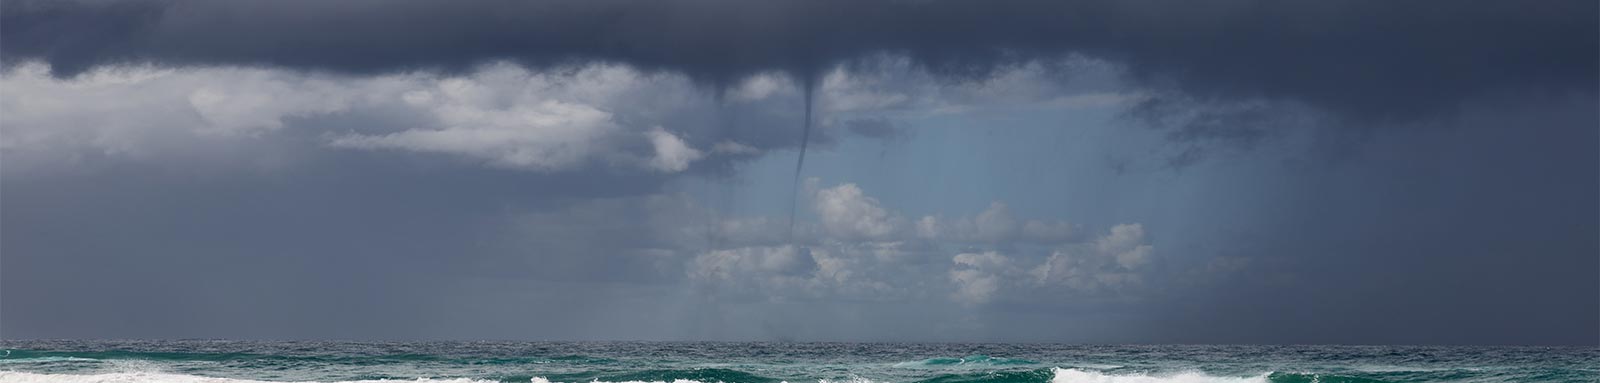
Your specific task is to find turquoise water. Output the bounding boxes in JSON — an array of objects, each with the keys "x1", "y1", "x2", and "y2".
[{"x1": 0, "y1": 341, "x2": 1594, "y2": 382}]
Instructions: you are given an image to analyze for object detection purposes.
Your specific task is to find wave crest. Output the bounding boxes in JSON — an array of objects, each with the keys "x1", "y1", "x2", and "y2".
[
  {"x1": 898, "y1": 355, "x2": 1040, "y2": 368},
  {"x1": 1049, "y1": 368, "x2": 1268, "y2": 383}
]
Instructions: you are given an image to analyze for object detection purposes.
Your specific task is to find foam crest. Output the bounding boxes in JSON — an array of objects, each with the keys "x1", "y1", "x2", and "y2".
[
  {"x1": 531, "y1": 378, "x2": 729, "y2": 383},
  {"x1": 0, "y1": 371, "x2": 499, "y2": 383},
  {"x1": 1049, "y1": 368, "x2": 1267, "y2": 383},
  {"x1": 894, "y1": 355, "x2": 1040, "y2": 368}
]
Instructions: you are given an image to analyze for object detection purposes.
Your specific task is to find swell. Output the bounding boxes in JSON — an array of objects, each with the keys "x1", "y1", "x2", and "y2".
[
  {"x1": 0, "y1": 350, "x2": 612, "y2": 366},
  {"x1": 0, "y1": 370, "x2": 500, "y2": 383},
  {"x1": 912, "y1": 367, "x2": 1055, "y2": 383},
  {"x1": 1263, "y1": 372, "x2": 1390, "y2": 383},
  {"x1": 3, "y1": 350, "x2": 294, "y2": 363},
  {"x1": 898, "y1": 355, "x2": 1040, "y2": 368}
]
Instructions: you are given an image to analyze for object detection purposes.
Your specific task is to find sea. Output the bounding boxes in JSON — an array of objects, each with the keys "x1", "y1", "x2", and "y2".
[{"x1": 0, "y1": 340, "x2": 1594, "y2": 383}]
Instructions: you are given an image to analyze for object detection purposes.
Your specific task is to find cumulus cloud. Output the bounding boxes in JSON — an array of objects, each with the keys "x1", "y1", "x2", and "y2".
[
  {"x1": 681, "y1": 180, "x2": 1151, "y2": 305},
  {"x1": 1031, "y1": 223, "x2": 1153, "y2": 294},
  {"x1": 4, "y1": 63, "x2": 746, "y2": 172},
  {"x1": 0, "y1": 63, "x2": 359, "y2": 159},
  {"x1": 812, "y1": 183, "x2": 906, "y2": 240},
  {"x1": 322, "y1": 64, "x2": 705, "y2": 172},
  {"x1": 644, "y1": 127, "x2": 704, "y2": 172},
  {"x1": 948, "y1": 223, "x2": 1155, "y2": 305},
  {"x1": 949, "y1": 251, "x2": 1017, "y2": 304},
  {"x1": 329, "y1": 98, "x2": 620, "y2": 170}
]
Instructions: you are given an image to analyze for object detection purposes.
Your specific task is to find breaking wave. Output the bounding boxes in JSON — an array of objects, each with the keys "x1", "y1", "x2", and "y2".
[
  {"x1": 1048, "y1": 369, "x2": 1268, "y2": 383},
  {"x1": 524, "y1": 368, "x2": 1298, "y2": 383},
  {"x1": 895, "y1": 355, "x2": 1040, "y2": 368}
]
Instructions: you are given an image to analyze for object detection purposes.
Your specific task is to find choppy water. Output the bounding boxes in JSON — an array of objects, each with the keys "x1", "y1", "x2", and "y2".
[{"x1": 0, "y1": 341, "x2": 1594, "y2": 383}]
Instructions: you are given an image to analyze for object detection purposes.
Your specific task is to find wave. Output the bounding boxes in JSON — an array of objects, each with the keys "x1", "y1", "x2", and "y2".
[
  {"x1": 0, "y1": 356, "x2": 101, "y2": 364},
  {"x1": 0, "y1": 368, "x2": 1379, "y2": 383},
  {"x1": 1049, "y1": 369, "x2": 1268, "y2": 383},
  {"x1": 570, "y1": 368, "x2": 781, "y2": 383},
  {"x1": 0, "y1": 350, "x2": 614, "y2": 367},
  {"x1": 896, "y1": 355, "x2": 1040, "y2": 368},
  {"x1": 1261, "y1": 372, "x2": 1390, "y2": 383},
  {"x1": 1, "y1": 350, "x2": 363, "y2": 365},
  {"x1": 528, "y1": 369, "x2": 1296, "y2": 383},
  {"x1": 913, "y1": 368, "x2": 1055, "y2": 383},
  {"x1": 1048, "y1": 369, "x2": 1390, "y2": 383},
  {"x1": 0, "y1": 371, "x2": 499, "y2": 383}
]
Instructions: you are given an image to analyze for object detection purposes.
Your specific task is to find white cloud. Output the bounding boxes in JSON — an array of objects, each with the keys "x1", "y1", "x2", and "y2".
[
  {"x1": 644, "y1": 126, "x2": 703, "y2": 172},
  {"x1": 329, "y1": 99, "x2": 619, "y2": 170},
  {"x1": 679, "y1": 180, "x2": 1153, "y2": 305},
  {"x1": 690, "y1": 245, "x2": 817, "y2": 282},
  {"x1": 1, "y1": 62, "x2": 726, "y2": 173},
  {"x1": 0, "y1": 63, "x2": 361, "y2": 159},
  {"x1": 942, "y1": 223, "x2": 1156, "y2": 304},
  {"x1": 949, "y1": 251, "x2": 1017, "y2": 304},
  {"x1": 812, "y1": 183, "x2": 906, "y2": 240},
  {"x1": 1100, "y1": 223, "x2": 1154, "y2": 269},
  {"x1": 1031, "y1": 223, "x2": 1154, "y2": 293},
  {"x1": 326, "y1": 64, "x2": 694, "y2": 171}
]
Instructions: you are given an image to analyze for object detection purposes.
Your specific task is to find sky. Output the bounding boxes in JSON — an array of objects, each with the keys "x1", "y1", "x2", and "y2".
[{"x1": 0, "y1": 0, "x2": 1596, "y2": 345}]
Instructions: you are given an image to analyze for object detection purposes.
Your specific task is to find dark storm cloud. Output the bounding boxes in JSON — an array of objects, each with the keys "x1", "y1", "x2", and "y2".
[
  {"x1": 1142, "y1": 96, "x2": 1600, "y2": 345},
  {"x1": 4, "y1": 0, "x2": 1594, "y2": 124},
  {"x1": 0, "y1": 127, "x2": 694, "y2": 340},
  {"x1": 2, "y1": 0, "x2": 1596, "y2": 345}
]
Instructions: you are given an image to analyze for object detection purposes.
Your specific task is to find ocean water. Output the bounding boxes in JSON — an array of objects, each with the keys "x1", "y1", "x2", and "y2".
[{"x1": 0, "y1": 341, "x2": 1594, "y2": 383}]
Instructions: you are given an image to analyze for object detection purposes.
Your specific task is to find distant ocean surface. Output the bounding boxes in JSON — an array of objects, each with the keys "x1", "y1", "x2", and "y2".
[{"x1": 0, "y1": 341, "x2": 1594, "y2": 383}]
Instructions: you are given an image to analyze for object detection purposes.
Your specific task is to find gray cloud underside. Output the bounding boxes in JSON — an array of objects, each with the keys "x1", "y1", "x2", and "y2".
[{"x1": 4, "y1": 0, "x2": 1595, "y2": 124}]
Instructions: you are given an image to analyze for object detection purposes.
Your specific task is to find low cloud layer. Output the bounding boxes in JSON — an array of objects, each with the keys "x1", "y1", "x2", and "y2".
[
  {"x1": 5, "y1": 0, "x2": 1595, "y2": 125},
  {"x1": 688, "y1": 181, "x2": 1155, "y2": 305}
]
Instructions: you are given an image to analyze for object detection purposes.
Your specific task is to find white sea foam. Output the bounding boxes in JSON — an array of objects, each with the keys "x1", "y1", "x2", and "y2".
[
  {"x1": 1049, "y1": 368, "x2": 1268, "y2": 383},
  {"x1": 815, "y1": 376, "x2": 874, "y2": 383},
  {"x1": 1066, "y1": 364, "x2": 1124, "y2": 370},
  {"x1": 530, "y1": 379, "x2": 714, "y2": 383},
  {"x1": 0, "y1": 371, "x2": 499, "y2": 383}
]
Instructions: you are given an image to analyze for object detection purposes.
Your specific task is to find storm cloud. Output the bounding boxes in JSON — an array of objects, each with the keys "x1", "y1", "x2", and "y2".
[
  {"x1": 1, "y1": 0, "x2": 1595, "y2": 344},
  {"x1": 5, "y1": 0, "x2": 1595, "y2": 122}
]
